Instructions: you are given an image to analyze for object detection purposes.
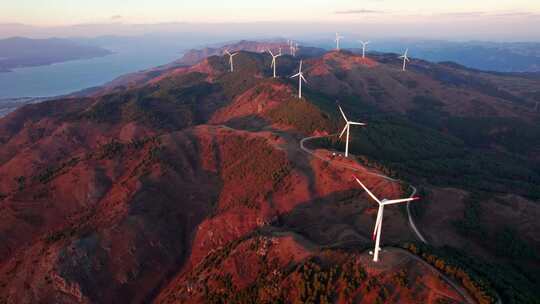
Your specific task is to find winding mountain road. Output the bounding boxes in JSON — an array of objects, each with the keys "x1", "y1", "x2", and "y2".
[
  {"x1": 299, "y1": 133, "x2": 486, "y2": 304},
  {"x1": 299, "y1": 133, "x2": 427, "y2": 243}
]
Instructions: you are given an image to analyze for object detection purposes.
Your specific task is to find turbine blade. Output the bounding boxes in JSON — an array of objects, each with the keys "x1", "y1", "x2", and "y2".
[
  {"x1": 339, "y1": 124, "x2": 348, "y2": 138},
  {"x1": 268, "y1": 49, "x2": 274, "y2": 56},
  {"x1": 383, "y1": 197, "x2": 420, "y2": 206},
  {"x1": 291, "y1": 72, "x2": 301, "y2": 78},
  {"x1": 349, "y1": 122, "x2": 366, "y2": 126},
  {"x1": 301, "y1": 74, "x2": 307, "y2": 83},
  {"x1": 338, "y1": 105, "x2": 348, "y2": 122},
  {"x1": 355, "y1": 177, "x2": 382, "y2": 204}
]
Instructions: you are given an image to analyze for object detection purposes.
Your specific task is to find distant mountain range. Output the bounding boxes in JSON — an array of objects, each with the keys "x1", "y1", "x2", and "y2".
[
  {"x1": 0, "y1": 37, "x2": 112, "y2": 72},
  {"x1": 368, "y1": 40, "x2": 540, "y2": 73}
]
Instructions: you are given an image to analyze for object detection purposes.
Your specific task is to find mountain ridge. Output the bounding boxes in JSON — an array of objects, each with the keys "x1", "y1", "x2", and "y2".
[{"x1": 0, "y1": 42, "x2": 539, "y2": 303}]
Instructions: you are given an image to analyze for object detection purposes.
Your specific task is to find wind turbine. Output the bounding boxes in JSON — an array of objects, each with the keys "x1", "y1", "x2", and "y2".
[
  {"x1": 359, "y1": 40, "x2": 370, "y2": 58},
  {"x1": 268, "y1": 48, "x2": 282, "y2": 78},
  {"x1": 338, "y1": 105, "x2": 366, "y2": 157},
  {"x1": 335, "y1": 33, "x2": 344, "y2": 51},
  {"x1": 291, "y1": 60, "x2": 307, "y2": 99},
  {"x1": 225, "y1": 49, "x2": 239, "y2": 72},
  {"x1": 399, "y1": 48, "x2": 410, "y2": 71},
  {"x1": 355, "y1": 177, "x2": 420, "y2": 262},
  {"x1": 289, "y1": 40, "x2": 296, "y2": 56}
]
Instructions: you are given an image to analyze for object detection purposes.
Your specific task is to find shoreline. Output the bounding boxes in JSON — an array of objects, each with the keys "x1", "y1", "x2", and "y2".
[{"x1": 0, "y1": 51, "x2": 114, "y2": 74}]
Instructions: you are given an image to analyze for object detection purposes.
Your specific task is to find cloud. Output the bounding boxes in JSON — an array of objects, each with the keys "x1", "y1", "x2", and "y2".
[
  {"x1": 110, "y1": 15, "x2": 123, "y2": 20},
  {"x1": 335, "y1": 9, "x2": 385, "y2": 15},
  {"x1": 437, "y1": 12, "x2": 486, "y2": 17},
  {"x1": 492, "y1": 12, "x2": 538, "y2": 17}
]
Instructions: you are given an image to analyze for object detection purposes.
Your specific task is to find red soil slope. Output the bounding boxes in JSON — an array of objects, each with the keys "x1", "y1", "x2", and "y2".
[{"x1": 155, "y1": 234, "x2": 468, "y2": 304}]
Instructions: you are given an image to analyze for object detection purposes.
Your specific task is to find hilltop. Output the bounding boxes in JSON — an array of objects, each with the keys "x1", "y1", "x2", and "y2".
[{"x1": 0, "y1": 41, "x2": 539, "y2": 303}]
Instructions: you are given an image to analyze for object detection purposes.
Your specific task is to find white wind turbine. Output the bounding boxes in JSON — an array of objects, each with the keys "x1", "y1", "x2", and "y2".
[
  {"x1": 268, "y1": 48, "x2": 282, "y2": 78},
  {"x1": 335, "y1": 33, "x2": 344, "y2": 51},
  {"x1": 291, "y1": 60, "x2": 307, "y2": 99},
  {"x1": 399, "y1": 48, "x2": 410, "y2": 71},
  {"x1": 355, "y1": 177, "x2": 420, "y2": 262},
  {"x1": 359, "y1": 40, "x2": 370, "y2": 58},
  {"x1": 338, "y1": 105, "x2": 366, "y2": 157},
  {"x1": 289, "y1": 40, "x2": 296, "y2": 56},
  {"x1": 225, "y1": 49, "x2": 239, "y2": 72}
]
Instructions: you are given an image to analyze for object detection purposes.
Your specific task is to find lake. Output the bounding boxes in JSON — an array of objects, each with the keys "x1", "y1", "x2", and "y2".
[{"x1": 0, "y1": 45, "x2": 183, "y2": 99}]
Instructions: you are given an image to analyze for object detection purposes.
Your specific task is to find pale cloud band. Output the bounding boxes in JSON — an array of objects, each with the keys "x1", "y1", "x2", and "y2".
[{"x1": 335, "y1": 9, "x2": 385, "y2": 15}]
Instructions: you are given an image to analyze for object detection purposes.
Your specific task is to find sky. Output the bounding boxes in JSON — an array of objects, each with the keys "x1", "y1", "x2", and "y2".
[{"x1": 2, "y1": 0, "x2": 540, "y2": 40}]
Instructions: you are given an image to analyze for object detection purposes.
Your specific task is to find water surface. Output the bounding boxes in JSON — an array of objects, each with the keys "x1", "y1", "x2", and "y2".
[{"x1": 0, "y1": 45, "x2": 182, "y2": 98}]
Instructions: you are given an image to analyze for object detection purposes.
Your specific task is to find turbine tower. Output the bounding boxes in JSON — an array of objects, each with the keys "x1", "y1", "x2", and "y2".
[
  {"x1": 359, "y1": 40, "x2": 370, "y2": 58},
  {"x1": 225, "y1": 50, "x2": 239, "y2": 72},
  {"x1": 355, "y1": 177, "x2": 420, "y2": 262},
  {"x1": 268, "y1": 48, "x2": 282, "y2": 78},
  {"x1": 291, "y1": 60, "x2": 307, "y2": 99},
  {"x1": 338, "y1": 105, "x2": 366, "y2": 157},
  {"x1": 399, "y1": 48, "x2": 410, "y2": 71},
  {"x1": 335, "y1": 33, "x2": 344, "y2": 51}
]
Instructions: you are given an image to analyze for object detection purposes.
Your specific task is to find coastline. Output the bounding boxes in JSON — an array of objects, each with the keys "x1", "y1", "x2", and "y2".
[{"x1": 0, "y1": 50, "x2": 114, "y2": 73}]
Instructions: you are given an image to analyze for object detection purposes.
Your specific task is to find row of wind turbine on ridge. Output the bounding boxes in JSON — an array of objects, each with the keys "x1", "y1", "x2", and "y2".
[
  {"x1": 225, "y1": 35, "x2": 410, "y2": 97},
  {"x1": 338, "y1": 101, "x2": 420, "y2": 262},
  {"x1": 334, "y1": 34, "x2": 417, "y2": 261},
  {"x1": 334, "y1": 33, "x2": 410, "y2": 71},
  {"x1": 224, "y1": 38, "x2": 420, "y2": 263}
]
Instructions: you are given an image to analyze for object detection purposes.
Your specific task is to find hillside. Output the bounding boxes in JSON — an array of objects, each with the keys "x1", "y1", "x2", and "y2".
[{"x1": 0, "y1": 43, "x2": 539, "y2": 303}]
